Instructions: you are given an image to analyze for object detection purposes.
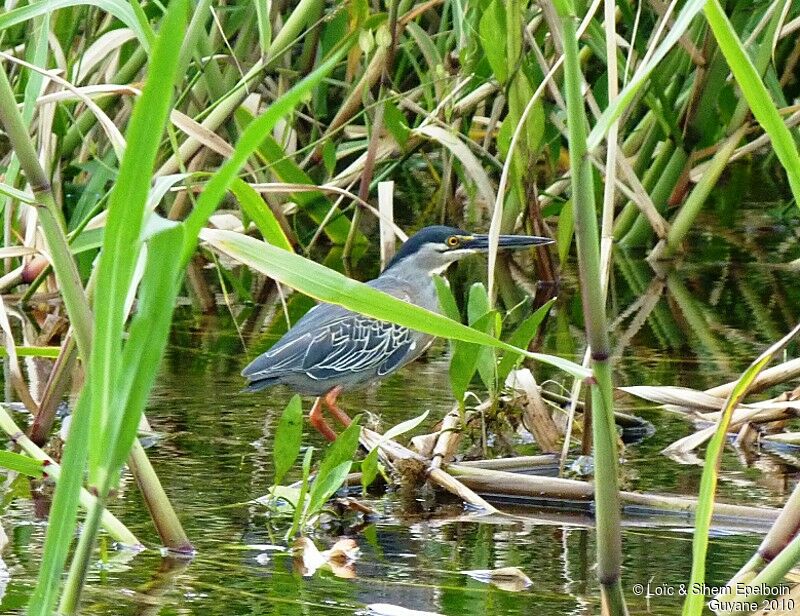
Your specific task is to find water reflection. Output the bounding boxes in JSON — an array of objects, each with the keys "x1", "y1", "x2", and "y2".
[{"x1": 2, "y1": 208, "x2": 800, "y2": 614}]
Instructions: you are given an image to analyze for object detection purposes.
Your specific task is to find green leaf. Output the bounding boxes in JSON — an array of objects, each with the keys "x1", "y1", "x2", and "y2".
[
  {"x1": 202, "y1": 229, "x2": 591, "y2": 379},
  {"x1": 321, "y1": 139, "x2": 337, "y2": 175},
  {"x1": 0, "y1": 450, "x2": 43, "y2": 477},
  {"x1": 28, "y1": 391, "x2": 92, "y2": 616},
  {"x1": 234, "y1": 126, "x2": 352, "y2": 244},
  {"x1": 87, "y1": 0, "x2": 187, "y2": 489},
  {"x1": 433, "y1": 276, "x2": 460, "y2": 321},
  {"x1": 467, "y1": 284, "x2": 497, "y2": 392},
  {"x1": 306, "y1": 417, "x2": 361, "y2": 515},
  {"x1": 383, "y1": 100, "x2": 410, "y2": 147},
  {"x1": 466, "y1": 283, "x2": 490, "y2": 325},
  {"x1": 0, "y1": 346, "x2": 60, "y2": 359},
  {"x1": 360, "y1": 448, "x2": 380, "y2": 492},
  {"x1": 273, "y1": 395, "x2": 304, "y2": 485},
  {"x1": 254, "y1": 0, "x2": 272, "y2": 55},
  {"x1": 29, "y1": 3, "x2": 187, "y2": 612},
  {"x1": 433, "y1": 277, "x2": 476, "y2": 401},
  {"x1": 229, "y1": 179, "x2": 293, "y2": 252},
  {"x1": 498, "y1": 299, "x2": 555, "y2": 382},
  {"x1": 473, "y1": 312, "x2": 499, "y2": 393},
  {"x1": 109, "y1": 225, "x2": 186, "y2": 475},
  {"x1": 586, "y1": 0, "x2": 707, "y2": 152},
  {"x1": 479, "y1": 0, "x2": 507, "y2": 83},
  {"x1": 288, "y1": 447, "x2": 314, "y2": 539},
  {"x1": 684, "y1": 322, "x2": 800, "y2": 615},
  {"x1": 0, "y1": 0, "x2": 154, "y2": 50},
  {"x1": 557, "y1": 200, "x2": 574, "y2": 264},
  {"x1": 703, "y1": 0, "x2": 800, "y2": 207}
]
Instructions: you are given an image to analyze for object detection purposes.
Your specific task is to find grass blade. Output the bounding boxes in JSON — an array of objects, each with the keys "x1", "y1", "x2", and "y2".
[
  {"x1": 683, "y1": 322, "x2": 800, "y2": 615},
  {"x1": 87, "y1": 0, "x2": 187, "y2": 489},
  {"x1": 587, "y1": 0, "x2": 706, "y2": 152},
  {"x1": 0, "y1": 0, "x2": 153, "y2": 49},
  {"x1": 0, "y1": 451, "x2": 44, "y2": 477},
  {"x1": 704, "y1": 0, "x2": 800, "y2": 205}
]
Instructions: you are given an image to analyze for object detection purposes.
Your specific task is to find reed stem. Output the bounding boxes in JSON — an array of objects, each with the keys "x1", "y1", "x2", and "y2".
[{"x1": 555, "y1": 2, "x2": 627, "y2": 612}]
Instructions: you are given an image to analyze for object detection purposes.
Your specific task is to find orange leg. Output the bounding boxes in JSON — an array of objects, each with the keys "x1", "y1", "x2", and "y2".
[
  {"x1": 309, "y1": 395, "x2": 338, "y2": 442},
  {"x1": 323, "y1": 386, "x2": 351, "y2": 428}
]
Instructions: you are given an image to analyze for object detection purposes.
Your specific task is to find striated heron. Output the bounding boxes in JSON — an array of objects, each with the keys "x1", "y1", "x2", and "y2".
[{"x1": 242, "y1": 225, "x2": 553, "y2": 440}]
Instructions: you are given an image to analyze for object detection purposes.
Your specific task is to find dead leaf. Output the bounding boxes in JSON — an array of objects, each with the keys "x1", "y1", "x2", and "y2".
[
  {"x1": 291, "y1": 537, "x2": 327, "y2": 577},
  {"x1": 292, "y1": 536, "x2": 359, "y2": 578},
  {"x1": 324, "y1": 538, "x2": 360, "y2": 564}
]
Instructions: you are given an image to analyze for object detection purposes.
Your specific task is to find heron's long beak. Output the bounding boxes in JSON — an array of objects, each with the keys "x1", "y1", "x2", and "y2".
[{"x1": 465, "y1": 233, "x2": 554, "y2": 251}]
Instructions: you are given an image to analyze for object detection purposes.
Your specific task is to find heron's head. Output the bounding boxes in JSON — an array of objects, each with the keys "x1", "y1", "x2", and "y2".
[{"x1": 384, "y1": 225, "x2": 553, "y2": 275}]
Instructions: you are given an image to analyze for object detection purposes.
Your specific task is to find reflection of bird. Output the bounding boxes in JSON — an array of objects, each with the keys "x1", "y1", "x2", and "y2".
[{"x1": 242, "y1": 225, "x2": 553, "y2": 440}]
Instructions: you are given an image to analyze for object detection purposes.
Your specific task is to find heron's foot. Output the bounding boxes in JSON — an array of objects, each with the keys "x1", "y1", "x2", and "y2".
[
  {"x1": 309, "y1": 396, "x2": 338, "y2": 442},
  {"x1": 323, "y1": 386, "x2": 351, "y2": 428}
]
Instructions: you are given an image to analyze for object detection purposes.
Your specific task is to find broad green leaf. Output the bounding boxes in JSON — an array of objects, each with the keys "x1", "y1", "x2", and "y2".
[
  {"x1": 479, "y1": 0, "x2": 508, "y2": 83},
  {"x1": 202, "y1": 229, "x2": 590, "y2": 379},
  {"x1": 0, "y1": 451, "x2": 43, "y2": 477},
  {"x1": 433, "y1": 277, "x2": 477, "y2": 401},
  {"x1": 433, "y1": 276, "x2": 460, "y2": 321},
  {"x1": 451, "y1": 312, "x2": 495, "y2": 400},
  {"x1": 467, "y1": 284, "x2": 497, "y2": 392},
  {"x1": 467, "y1": 283, "x2": 490, "y2": 325},
  {"x1": 498, "y1": 299, "x2": 555, "y2": 381},
  {"x1": 309, "y1": 461, "x2": 352, "y2": 513},
  {"x1": 306, "y1": 418, "x2": 361, "y2": 515},
  {"x1": 360, "y1": 448, "x2": 380, "y2": 492},
  {"x1": 0, "y1": 0, "x2": 154, "y2": 50},
  {"x1": 383, "y1": 100, "x2": 410, "y2": 147},
  {"x1": 273, "y1": 395, "x2": 304, "y2": 485},
  {"x1": 229, "y1": 179, "x2": 293, "y2": 252}
]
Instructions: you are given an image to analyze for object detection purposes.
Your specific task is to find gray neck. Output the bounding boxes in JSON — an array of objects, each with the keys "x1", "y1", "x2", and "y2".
[
  {"x1": 382, "y1": 244, "x2": 459, "y2": 281},
  {"x1": 382, "y1": 257, "x2": 436, "y2": 282}
]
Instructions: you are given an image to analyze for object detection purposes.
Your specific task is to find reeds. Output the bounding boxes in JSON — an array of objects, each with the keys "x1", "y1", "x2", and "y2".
[{"x1": 0, "y1": 0, "x2": 799, "y2": 613}]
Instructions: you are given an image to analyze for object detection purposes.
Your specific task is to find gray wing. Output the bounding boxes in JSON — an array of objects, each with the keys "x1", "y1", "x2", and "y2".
[{"x1": 242, "y1": 276, "x2": 432, "y2": 385}]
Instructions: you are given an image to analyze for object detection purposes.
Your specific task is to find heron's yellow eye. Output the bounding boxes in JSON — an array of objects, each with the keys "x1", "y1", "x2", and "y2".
[{"x1": 446, "y1": 236, "x2": 460, "y2": 247}]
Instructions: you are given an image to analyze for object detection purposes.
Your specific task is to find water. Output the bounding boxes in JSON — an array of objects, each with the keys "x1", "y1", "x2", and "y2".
[{"x1": 2, "y1": 204, "x2": 800, "y2": 615}]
